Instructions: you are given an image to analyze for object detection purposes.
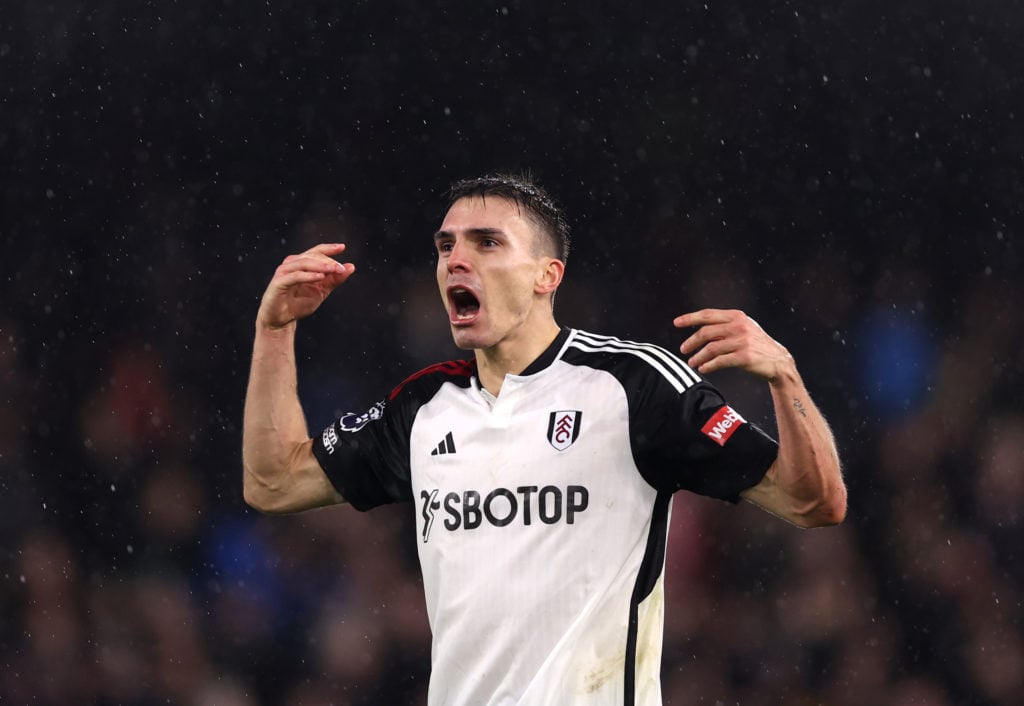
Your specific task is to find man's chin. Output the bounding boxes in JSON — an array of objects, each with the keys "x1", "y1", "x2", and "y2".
[{"x1": 449, "y1": 325, "x2": 490, "y2": 351}]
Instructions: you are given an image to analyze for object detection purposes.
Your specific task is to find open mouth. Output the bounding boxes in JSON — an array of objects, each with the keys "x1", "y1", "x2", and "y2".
[{"x1": 449, "y1": 287, "x2": 480, "y2": 322}]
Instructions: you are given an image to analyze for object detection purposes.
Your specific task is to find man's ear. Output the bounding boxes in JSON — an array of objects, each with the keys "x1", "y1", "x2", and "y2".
[{"x1": 535, "y1": 258, "x2": 565, "y2": 296}]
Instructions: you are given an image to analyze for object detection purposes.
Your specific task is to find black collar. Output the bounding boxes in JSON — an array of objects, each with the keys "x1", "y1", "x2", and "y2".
[{"x1": 518, "y1": 326, "x2": 570, "y2": 377}]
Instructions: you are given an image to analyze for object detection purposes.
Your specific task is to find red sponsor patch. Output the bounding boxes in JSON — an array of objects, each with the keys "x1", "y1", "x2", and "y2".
[{"x1": 701, "y1": 405, "x2": 746, "y2": 446}]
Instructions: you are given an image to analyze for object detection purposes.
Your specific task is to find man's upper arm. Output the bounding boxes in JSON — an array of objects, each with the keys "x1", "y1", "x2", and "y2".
[
  {"x1": 630, "y1": 379, "x2": 777, "y2": 502},
  {"x1": 244, "y1": 438, "x2": 346, "y2": 514},
  {"x1": 739, "y1": 458, "x2": 843, "y2": 528},
  {"x1": 738, "y1": 460, "x2": 787, "y2": 519}
]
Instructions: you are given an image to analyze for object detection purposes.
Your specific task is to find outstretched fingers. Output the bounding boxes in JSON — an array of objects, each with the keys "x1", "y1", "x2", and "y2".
[
  {"x1": 273, "y1": 263, "x2": 355, "y2": 290},
  {"x1": 675, "y1": 310, "x2": 742, "y2": 358},
  {"x1": 673, "y1": 308, "x2": 736, "y2": 329},
  {"x1": 683, "y1": 336, "x2": 738, "y2": 373},
  {"x1": 673, "y1": 308, "x2": 783, "y2": 378},
  {"x1": 258, "y1": 243, "x2": 357, "y2": 328},
  {"x1": 278, "y1": 243, "x2": 351, "y2": 275}
]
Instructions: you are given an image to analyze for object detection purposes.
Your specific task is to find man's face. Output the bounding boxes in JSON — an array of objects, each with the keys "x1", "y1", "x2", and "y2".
[{"x1": 434, "y1": 196, "x2": 554, "y2": 351}]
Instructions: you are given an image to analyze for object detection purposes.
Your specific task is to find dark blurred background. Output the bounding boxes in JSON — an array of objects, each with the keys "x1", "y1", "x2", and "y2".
[{"x1": 2, "y1": 1, "x2": 1022, "y2": 704}]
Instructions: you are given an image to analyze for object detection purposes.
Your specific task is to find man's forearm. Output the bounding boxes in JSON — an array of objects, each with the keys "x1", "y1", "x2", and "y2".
[
  {"x1": 764, "y1": 366, "x2": 846, "y2": 526},
  {"x1": 242, "y1": 322, "x2": 311, "y2": 499}
]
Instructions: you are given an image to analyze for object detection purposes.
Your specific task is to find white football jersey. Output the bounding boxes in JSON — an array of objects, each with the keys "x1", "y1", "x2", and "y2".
[{"x1": 314, "y1": 328, "x2": 777, "y2": 705}]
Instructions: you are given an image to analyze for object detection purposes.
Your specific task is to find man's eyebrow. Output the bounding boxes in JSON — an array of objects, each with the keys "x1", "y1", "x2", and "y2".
[{"x1": 433, "y1": 228, "x2": 505, "y2": 241}]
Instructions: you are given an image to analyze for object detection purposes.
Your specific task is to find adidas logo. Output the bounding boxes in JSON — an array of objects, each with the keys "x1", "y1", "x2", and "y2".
[{"x1": 430, "y1": 431, "x2": 457, "y2": 456}]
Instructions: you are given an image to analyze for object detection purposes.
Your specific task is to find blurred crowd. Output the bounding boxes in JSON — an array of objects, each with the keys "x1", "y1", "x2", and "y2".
[{"x1": 3, "y1": 1, "x2": 1023, "y2": 704}]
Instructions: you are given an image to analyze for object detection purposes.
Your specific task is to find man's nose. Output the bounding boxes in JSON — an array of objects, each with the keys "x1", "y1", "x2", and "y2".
[{"x1": 446, "y1": 240, "x2": 470, "y2": 273}]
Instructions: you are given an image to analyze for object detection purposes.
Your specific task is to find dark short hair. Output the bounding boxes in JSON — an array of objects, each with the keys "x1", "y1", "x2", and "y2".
[{"x1": 445, "y1": 172, "x2": 571, "y2": 263}]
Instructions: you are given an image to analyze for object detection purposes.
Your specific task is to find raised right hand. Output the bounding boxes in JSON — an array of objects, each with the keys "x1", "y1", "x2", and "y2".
[{"x1": 257, "y1": 243, "x2": 355, "y2": 329}]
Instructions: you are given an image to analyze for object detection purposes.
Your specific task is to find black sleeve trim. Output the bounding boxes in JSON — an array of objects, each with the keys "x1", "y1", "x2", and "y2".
[
  {"x1": 311, "y1": 401, "x2": 413, "y2": 511},
  {"x1": 311, "y1": 359, "x2": 476, "y2": 512},
  {"x1": 629, "y1": 381, "x2": 778, "y2": 502}
]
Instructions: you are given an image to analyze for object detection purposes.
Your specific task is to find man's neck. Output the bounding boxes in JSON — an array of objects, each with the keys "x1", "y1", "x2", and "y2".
[{"x1": 474, "y1": 319, "x2": 561, "y2": 396}]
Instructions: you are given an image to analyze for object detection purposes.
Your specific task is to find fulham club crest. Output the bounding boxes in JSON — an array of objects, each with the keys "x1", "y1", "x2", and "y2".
[{"x1": 547, "y1": 410, "x2": 582, "y2": 451}]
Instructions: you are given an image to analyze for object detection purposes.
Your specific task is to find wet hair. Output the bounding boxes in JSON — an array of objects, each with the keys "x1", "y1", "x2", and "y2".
[{"x1": 445, "y1": 172, "x2": 571, "y2": 263}]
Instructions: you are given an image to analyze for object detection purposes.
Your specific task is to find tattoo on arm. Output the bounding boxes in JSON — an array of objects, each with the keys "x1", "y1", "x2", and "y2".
[{"x1": 793, "y1": 398, "x2": 808, "y2": 418}]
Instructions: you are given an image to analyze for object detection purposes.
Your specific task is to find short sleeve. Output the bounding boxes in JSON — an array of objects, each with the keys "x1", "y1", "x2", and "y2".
[
  {"x1": 311, "y1": 396, "x2": 414, "y2": 511},
  {"x1": 630, "y1": 378, "x2": 778, "y2": 503}
]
